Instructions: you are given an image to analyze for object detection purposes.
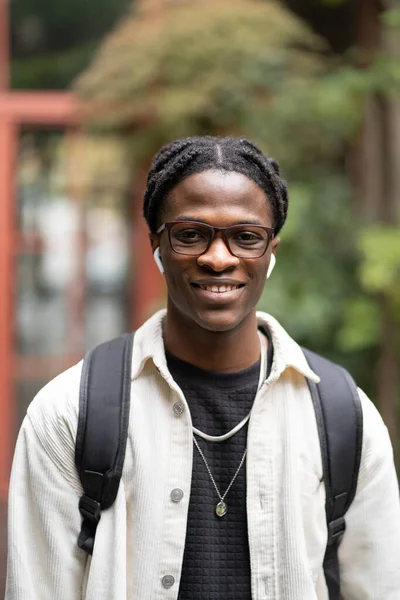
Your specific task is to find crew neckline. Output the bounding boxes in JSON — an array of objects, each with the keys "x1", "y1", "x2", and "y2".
[
  {"x1": 165, "y1": 349, "x2": 262, "y2": 390},
  {"x1": 165, "y1": 327, "x2": 273, "y2": 391}
]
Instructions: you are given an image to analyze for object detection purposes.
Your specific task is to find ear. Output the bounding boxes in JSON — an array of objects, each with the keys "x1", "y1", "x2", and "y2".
[
  {"x1": 271, "y1": 236, "x2": 280, "y2": 255},
  {"x1": 149, "y1": 232, "x2": 159, "y2": 253}
]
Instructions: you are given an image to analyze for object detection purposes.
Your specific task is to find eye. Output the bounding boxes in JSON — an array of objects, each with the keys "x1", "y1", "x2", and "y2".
[
  {"x1": 233, "y1": 230, "x2": 265, "y2": 245},
  {"x1": 174, "y1": 228, "x2": 207, "y2": 244}
]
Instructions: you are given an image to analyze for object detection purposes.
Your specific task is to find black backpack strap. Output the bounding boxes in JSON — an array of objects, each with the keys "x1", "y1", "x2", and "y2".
[
  {"x1": 75, "y1": 332, "x2": 134, "y2": 555},
  {"x1": 302, "y1": 348, "x2": 363, "y2": 600}
]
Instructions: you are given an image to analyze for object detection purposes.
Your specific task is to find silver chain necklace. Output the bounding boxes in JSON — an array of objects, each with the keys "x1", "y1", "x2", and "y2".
[
  {"x1": 192, "y1": 332, "x2": 267, "y2": 443},
  {"x1": 191, "y1": 332, "x2": 268, "y2": 517},
  {"x1": 193, "y1": 435, "x2": 247, "y2": 517}
]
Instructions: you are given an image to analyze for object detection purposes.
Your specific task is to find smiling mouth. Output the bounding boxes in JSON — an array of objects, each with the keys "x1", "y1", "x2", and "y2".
[{"x1": 192, "y1": 283, "x2": 244, "y2": 294}]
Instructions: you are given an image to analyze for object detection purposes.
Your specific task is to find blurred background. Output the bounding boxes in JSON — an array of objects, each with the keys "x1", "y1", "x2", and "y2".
[{"x1": 0, "y1": 0, "x2": 399, "y2": 592}]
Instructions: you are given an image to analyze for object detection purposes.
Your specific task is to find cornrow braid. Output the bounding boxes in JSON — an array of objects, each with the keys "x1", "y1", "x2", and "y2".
[
  {"x1": 143, "y1": 136, "x2": 289, "y2": 234},
  {"x1": 235, "y1": 141, "x2": 288, "y2": 231}
]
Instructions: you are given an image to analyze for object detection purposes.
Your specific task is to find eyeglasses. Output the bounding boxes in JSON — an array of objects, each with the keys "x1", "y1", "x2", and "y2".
[{"x1": 156, "y1": 221, "x2": 275, "y2": 259}]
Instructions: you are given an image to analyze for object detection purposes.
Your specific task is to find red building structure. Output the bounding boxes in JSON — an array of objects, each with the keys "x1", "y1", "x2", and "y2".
[{"x1": 0, "y1": 0, "x2": 164, "y2": 503}]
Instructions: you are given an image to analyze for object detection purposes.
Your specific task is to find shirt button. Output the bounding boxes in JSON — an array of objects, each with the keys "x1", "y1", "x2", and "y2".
[
  {"x1": 173, "y1": 401, "x2": 185, "y2": 416},
  {"x1": 170, "y1": 488, "x2": 184, "y2": 502},
  {"x1": 161, "y1": 574, "x2": 175, "y2": 588}
]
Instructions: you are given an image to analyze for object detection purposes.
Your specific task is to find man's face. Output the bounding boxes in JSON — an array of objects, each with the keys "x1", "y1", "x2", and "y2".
[{"x1": 151, "y1": 169, "x2": 279, "y2": 333}]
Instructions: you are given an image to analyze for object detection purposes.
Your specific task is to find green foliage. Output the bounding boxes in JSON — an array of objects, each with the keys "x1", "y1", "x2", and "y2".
[
  {"x1": 358, "y1": 226, "x2": 400, "y2": 323},
  {"x1": 11, "y1": 0, "x2": 132, "y2": 89},
  {"x1": 12, "y1": 42, "x2": 99, "y2": 90},
  {"x1": 337, "y1": 297, "x2": 381, "y2": 352},
  {"x1": 337, "y1": 224, "x2": 400, "y2": 389},
  {"x1": 77, "y1": 0, "x2": 398, "y2": 168},
  {"x1": 382, "y1": 7, "x2": 400, "y2": 29},
  {"x1": 12, "y1": 0, "x2": 131, "y2": 54},
  {"x1": 259, "y1": 174, "x2": 357, "y2": 345},
  {"x1": 76, "y1": 0, "x2": 327, "y2": 136},
  {"x1": 75, "y1": 0, "x2": 400, "y2": 397}
]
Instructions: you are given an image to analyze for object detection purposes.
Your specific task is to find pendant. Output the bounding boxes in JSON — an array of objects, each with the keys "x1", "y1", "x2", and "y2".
[{"x1": 216, "y1": 501, "x2": 227, "y2": 517}]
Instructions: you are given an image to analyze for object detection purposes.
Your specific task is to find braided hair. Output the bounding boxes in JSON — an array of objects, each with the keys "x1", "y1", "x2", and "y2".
[{"x1": 143, "y1": 136, "x2": 289, "y2": 234}]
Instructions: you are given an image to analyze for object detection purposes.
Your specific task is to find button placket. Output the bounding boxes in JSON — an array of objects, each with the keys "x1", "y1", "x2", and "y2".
[
  {"x1": 158, "y1": 390, "x2": 190, "y2": 596},
  {"x1": 161, "y1": 574, "x2": 175, "y2": 589},
  {"x1": 173, "y1": 401, "x2": 185, "y2": 416},
  {"x1": 170, "y1": 488, "x2": 184, "y2": 502}
]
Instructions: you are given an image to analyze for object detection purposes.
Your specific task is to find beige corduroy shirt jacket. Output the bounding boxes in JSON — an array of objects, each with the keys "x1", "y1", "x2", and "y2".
[{"x1": 6, "y1": 310, "x2": 400, "y2": 600}]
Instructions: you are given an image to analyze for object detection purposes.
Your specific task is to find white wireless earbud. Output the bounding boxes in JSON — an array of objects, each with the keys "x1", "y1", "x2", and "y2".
[
  {"x1": 153, "y1": 247, "x2": 165, "y2": 275},
  {"x1": 266, "y1": 254, "x2": 276, "y2": 279}
]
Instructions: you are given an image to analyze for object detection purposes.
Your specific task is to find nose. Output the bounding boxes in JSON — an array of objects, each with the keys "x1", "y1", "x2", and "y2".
[{"x1": 196, "y1": 235, "x2": 240, "y2": 272}]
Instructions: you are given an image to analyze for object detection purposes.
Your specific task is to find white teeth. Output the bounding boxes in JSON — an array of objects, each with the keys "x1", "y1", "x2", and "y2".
[{"x1": 199, "y1": 284, "x2": 240, "y2": 293}]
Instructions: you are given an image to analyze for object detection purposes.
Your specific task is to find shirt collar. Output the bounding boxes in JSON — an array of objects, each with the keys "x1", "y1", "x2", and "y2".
[
  {"x1": 130, "y1": 309, "x2": 320, "y2": 384},
  {"x1": 256, "y1": 311, "x2": 320, "y2": 384},
  {"x1": 130, "y1": 309, "x2": 168, "y2": 381}
]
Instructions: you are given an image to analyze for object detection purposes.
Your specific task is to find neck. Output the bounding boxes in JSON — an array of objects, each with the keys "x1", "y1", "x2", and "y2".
[{"x1": 163, "y1": 308, "x2": 261, "y2": 373}]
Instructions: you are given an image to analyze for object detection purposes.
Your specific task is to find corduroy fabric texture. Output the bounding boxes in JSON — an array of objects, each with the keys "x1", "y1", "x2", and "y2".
[{"x1": 6, "y1": 310, "x2": 400, "y2": 600}]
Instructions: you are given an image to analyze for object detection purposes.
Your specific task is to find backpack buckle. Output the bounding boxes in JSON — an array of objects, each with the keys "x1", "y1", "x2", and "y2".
[
  {"x1": 79, "y1": 495, "x2": 101, "y2": 524},
  {"x1": 327, "y1": 517, "x2": 346, "y2": 545}
]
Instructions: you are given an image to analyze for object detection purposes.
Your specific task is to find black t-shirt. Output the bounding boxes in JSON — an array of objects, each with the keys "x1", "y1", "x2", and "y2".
[{"x1": 166, "y1": 335, "x2": 272, "y2": 600}]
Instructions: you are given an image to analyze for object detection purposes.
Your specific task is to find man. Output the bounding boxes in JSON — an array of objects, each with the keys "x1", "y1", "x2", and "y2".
[{"x1": 6, "y1": 136, "x2": 400, "y2": 599}]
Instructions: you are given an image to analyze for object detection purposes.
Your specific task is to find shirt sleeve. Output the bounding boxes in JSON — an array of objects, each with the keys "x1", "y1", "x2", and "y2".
[
  {"x1": 6, "y1": 366, "x2": 88, "y2": 600},
  {"x1": 339, "y1": 388, "x2": 400, "y2": 600}
]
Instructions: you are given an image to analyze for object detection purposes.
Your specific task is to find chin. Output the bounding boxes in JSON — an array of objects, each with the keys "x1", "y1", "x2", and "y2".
[{"x1": 193, "y1": 309, "x2": 250, "y2": 333}]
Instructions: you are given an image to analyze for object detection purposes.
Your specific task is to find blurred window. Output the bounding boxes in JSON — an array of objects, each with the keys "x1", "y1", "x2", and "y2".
[{"x1": 15, "y1": 129, "x2": 132, "y2": 427}]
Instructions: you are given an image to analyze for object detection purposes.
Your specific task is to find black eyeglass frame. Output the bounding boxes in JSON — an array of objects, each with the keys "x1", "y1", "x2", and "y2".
[{"x1": 156, "y1": 220, "x2": 275, "y2": 259}]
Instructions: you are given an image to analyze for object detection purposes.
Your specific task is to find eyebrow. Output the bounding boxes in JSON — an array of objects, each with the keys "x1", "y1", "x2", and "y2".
[{"x1": 174, "y1": 215, "x2": 266, "y2": 226}]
